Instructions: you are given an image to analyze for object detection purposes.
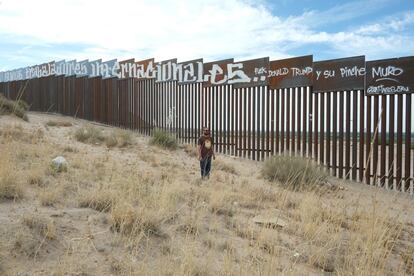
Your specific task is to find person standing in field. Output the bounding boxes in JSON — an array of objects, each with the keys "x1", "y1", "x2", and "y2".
[{"x1": 198, "y1": 127, "x2": 215, "y2": 179}]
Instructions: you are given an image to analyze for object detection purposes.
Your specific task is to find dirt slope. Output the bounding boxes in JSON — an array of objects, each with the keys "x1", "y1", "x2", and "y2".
[{"x1": 0, "y1": 112, "x2": 413, "y2": 275}]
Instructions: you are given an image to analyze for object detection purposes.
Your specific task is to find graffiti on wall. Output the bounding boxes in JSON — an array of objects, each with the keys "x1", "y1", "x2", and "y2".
[{"x1": 1, "y1": 54, "x2": 413, "y2": 95}]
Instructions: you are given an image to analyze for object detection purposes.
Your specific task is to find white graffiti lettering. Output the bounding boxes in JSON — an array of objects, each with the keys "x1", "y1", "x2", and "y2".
[
  {"x1": 291, "y1": 66, "x2": 312, "y2": 77},
  {"x1": 316, "y1": 70, "x2": 335, "y2": 80},
  {"x1": 208, "y1": 64, "x2": 227, "y2": 85},
  {"x1": 340, "y1": 66, "x2": 365, "y2": 78},
  {"x1": 254, "y1": 67, "x2": 267, "y2": 75},
  {"x1": 372, "y1": 66, "x2": 403, "y2": 81},
  {"x1": 183, "y1": 63, "x2": 195, "y2": 82},
  {"x1": 227, "y1": 63, "x2": 251, "y2": 84},
  {"x1": 268, "y1": 67, "x2": 288, "y2": 77},
  {"x1": 367, "y1": 85, "x2": 409, "y2": 94}
]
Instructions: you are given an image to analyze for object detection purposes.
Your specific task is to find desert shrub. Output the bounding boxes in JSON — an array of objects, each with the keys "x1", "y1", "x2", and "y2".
[
  {"x1": 105, "y1": 133, "x2": 118, "y2": 148},
  {"x1": 38, "y1": 188, "x2": 59, "y2": 206},
  {"x1": 63, "y1": 146, "x2": 76, "y2": 153},
  {"x1": 46, "y1": 120, "x2": 72, "y2": 127},
  {"x1": 0, "y1": 124, "x2": 44, "y2": 144},
  {"x1": 110, "y1": 203, "x2": 160, "y2": 236},
  {"x1": 116, "y1": 130, "x2": 133, "y2": 147},
  {"x1": 0, "y1": 123, "x2": 24, "y2": 139},
  {"x1": 0, "y1": 95, "x2": 28, "y2": 121},
  {"x1": 79, "y1": 189, "x2": 116, "y2": 212},
  {"x1": 27, "y1": 167, "x2": 44, "y2": 186},
  {"x1": 16, "y1": 99, "x2": 29, "y2": 111},
  {"x1": 262, "y1": 155, "x2": 327, "y2": 190},
  {"x1": 105, "y1": 129, "x2": 133, "y2": 148},
  {"x1": 0, "y1": 149, "x2": 22, "y2": 200},
  {"x1": 75, "y1": 125, "x2": 132, "y2": 148},
  {"x1": 150, "y1": 129, "x2": 177, "y2": 150},
  {"x1": 74, "y1": 126, "x2": 105, "y2": 144},
  {"x1": 0, "y1": 171, "x2": 22, "y2": 200}
]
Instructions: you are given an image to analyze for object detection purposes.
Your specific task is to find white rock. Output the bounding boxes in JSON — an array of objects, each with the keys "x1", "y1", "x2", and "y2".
[{"x1": 52, "y1": 156, "x2": 68, "y2": 171}]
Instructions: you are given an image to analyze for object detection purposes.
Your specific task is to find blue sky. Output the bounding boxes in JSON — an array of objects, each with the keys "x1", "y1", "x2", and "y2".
[{"x1": 1, "y1": 0, "x2": 414, "y2": 70}]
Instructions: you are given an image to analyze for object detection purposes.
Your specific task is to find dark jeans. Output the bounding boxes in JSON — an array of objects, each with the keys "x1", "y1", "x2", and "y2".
[{"x1": 200, "y1": 156, "x2": 212, "y2": 178}]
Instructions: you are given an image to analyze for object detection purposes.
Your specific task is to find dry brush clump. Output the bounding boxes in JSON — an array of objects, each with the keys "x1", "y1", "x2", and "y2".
[
  {"x1": 78, "y1": 188, "x2": 116, "y2": 212},
  {"x1": 38, "y1": 187, "x2": 61, "y2": 206},
  {"x1": 150, "y1": 129, "x2": 178, "y2": 150},
  {"x1": 110, "y1": 202, "x2": 162, "y2": 237},
  {"x1": 284, "y1": 191, "x2": 405, "y2": 274},
  {"x1": 0, "y1": 123, "x2": 44, "y2": 144},
  {"x1": 74, "y1": 125, "x2": 105, "y2": 144},
  {"x1": 0, "y1": 168, "x2": 22, "y2": 201},
  {"x1": 105, "y1": 129, "x2": 134, "y2": 148},
  {"x1": 108, "y1": 177, "x2": 182, "y2": 238},
  {"x1": 0, "y1": 95, "x2": 29, "y2": 121},
  {"x1": 74, "y1": 125, "x2": 134, "y2": 148},
  {"x1": 27, "y1": 166, "x2": 45, "y2": 186},
  {"x1": 45, "y1": 119, "x2": 72, "y2": 127},
  {"x1": 76, "y1": 171, "x2": 184, "y2": 241},
  {"x1": 0, "y1": 124, "x2": 52, "y2": 202},
  {"x1": 262, "y1": 155, "x2": 328, "y2": 190},
  {"x1": 0, "y1": 147, "x2": 23, "y2": 201}
]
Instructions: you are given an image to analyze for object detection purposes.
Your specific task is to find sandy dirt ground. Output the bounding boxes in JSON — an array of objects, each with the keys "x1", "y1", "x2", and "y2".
[{"x1": 0, "y1": 112, "x2": 413, "y2": 275}]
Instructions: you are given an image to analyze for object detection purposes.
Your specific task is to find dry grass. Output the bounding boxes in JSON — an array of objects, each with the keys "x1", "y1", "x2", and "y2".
[
  {"x1": 0, "y1": 113, "x2": 413, "y2": 275},
  {"x1": 105, "y1": 129, "x2": 134, "y2": 148},
  {"x1": 110, "y1": 202, "x2": 162, "y2": 236},
  {"x1": 74, "y1": 125, "x2": 133, "y2": 148},
  {"x1": 0, "y1": 147, "x2": 23, "y2": 201},
  {"x1": 22, "y1": 213, "x2": 57, "y2": 240},
  {"x1": 150, "y1": 129, "x2": 178, "y2": 150},
  {"x1": 184, "y1": 144, "x2": 198, "y2": 157},
  {"x1": 78, "y1": 189, "x2": 115, "y2": 212},
  {"x1": 0, "y1": 95, "x2": 29, "y2": 121},
  {"x1": 27, "y1": 167, "x2": 44, "y2": 186},
  {"x1": 0, "y1": 169, "x2": 22, "y2": 201},
  {"x1": 45, "y1": 120, "x2": 72, "y2": 127},
  {"x1": 287, "y1": 192, "x2": 403, "y2": 274},
  {"x1": 74, "y1": 125, "x2": 105, "y2": 144},
  {"x1": 105, "y1": 133, "x2": 118, "y2": 148},
  {"x1": 215, "y1": 159, "x2": 238, "y2": 175},
  {"x1": 0, "y1": 123, "x2": 44, "y2": 144},
  {"x1": 38, "y1": 188, "x2": 60, "y2": 206},
  {"x1": 262, "y1": 155, "x2": 328, "y2": 190}
]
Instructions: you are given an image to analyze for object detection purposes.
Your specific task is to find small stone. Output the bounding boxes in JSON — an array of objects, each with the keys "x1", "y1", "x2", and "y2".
[{"x1": 51, "y1": 156, "x2": 68, "y2": 172}]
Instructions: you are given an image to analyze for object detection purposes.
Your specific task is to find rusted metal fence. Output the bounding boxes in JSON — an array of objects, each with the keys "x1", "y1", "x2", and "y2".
[{"x1": 0, "y1": 56, "x2": 413, "y2": 195}]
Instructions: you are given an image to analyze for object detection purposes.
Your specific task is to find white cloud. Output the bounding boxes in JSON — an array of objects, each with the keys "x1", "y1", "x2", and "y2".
[
  {"x1": 0, "y1": 0, "x2": 413, "y2": 69},
  {"x1": 290, "y1": 0, "x2": 390, "y2": 27},
  {"x1": 1, "y1": 0, "x2": 290, "y2": 62},
  {"x1": 355, "y1": 11, "x2": 414, "y2": 34}
]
